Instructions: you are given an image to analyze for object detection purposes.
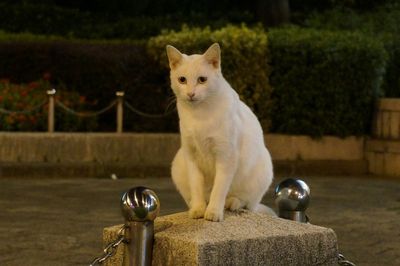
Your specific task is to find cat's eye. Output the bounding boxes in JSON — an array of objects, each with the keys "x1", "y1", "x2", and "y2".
[
  {"x1": 178, "y1": 76, "x2": 187, "y2": 84},
  {"x1": 198, "y1": 76, "x2": 207, "y2": 84}
]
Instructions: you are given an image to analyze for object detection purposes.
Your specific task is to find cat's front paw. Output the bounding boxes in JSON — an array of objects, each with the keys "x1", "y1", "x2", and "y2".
[
  {"x1": 189, "y1": 204, "x2": 206, "y2": 219},
  {"x1": 204, "y1": 206, "x2": 224, "y2": 222}
]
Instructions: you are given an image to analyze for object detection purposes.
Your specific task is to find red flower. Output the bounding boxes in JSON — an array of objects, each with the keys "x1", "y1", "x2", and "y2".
[
  {"x1": 79, "y1": 96, "x2": 86, "y2": 104},
  {"x1": 43, "y1": 72, "x2": 51, "y2": 81},
  {"x1": 17, "y1": 114, "x2": 26, "y2": 122},
  {"x1": 28, "y1": 82, "x2": 39, "y2": 89}
]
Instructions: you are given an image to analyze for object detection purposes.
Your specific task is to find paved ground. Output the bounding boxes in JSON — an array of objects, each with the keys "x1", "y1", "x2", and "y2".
[{"x1": 0, "y1": 175, "x2": 399, "y2": 266}]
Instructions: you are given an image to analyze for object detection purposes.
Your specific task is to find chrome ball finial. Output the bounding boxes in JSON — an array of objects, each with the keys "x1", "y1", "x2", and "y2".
[
  {"x1": 275, "y1": 178, "x2": 310, "y2": 222},
  {"x1": 121, "y1": 186, "x2": 160, "y2": 222}
]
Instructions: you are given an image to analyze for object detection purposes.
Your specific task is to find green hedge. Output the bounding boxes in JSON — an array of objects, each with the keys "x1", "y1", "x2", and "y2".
[
  {"x1": 0, "y1": 26, "x2": 391, "y2": 136},
  {"x1": 381, "y1": 34, "x2": 400, "y2": 97},
  {"x1": 304, "y1": 5, "x2": 400, "y2": 97},
  {"x1": 0, "y1": 3, "x2": 182, "y2": 39},
  {"x1": 0, "y1": 3, "x2": 255, "y2": 40},
  {"x1": 291, "y1": 0, "x2": 395, "y2": 12},
  {"x1": 148, "y1": 25, "x2": 272, "y2": 129},
  {"x1": 268, "y1": 27, "x2": 388, "y2": 137}
]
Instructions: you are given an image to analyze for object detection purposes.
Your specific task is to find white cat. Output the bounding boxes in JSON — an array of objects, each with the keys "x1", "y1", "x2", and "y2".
[{"x1": 167, "y1": 43, "x2": 274, "y2": 222}]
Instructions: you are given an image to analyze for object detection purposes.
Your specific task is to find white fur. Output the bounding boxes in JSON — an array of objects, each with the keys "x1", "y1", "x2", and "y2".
[{"x1": 167, "y1": 43, "x2": 274, "y2": 222}]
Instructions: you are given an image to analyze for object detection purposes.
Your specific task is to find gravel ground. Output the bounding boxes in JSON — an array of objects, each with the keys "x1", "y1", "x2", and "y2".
[{"x1": 0, "y1": 175, "x2": 399, "y2": 266}]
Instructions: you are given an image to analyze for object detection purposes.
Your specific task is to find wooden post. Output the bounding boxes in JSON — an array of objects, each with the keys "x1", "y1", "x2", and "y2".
[
  {"x1": 116, "y1": 91, "x2": 124, "y2": 133},
  {"x1": 47, "y1": 88, "x2": 56, "y2": 133}
]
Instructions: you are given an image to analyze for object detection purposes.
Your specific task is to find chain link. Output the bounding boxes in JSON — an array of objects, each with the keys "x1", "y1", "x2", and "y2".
[
  {"x1": 1, "y1": 96, "x2": 176, "y2": 119},
  {"x1": 0, "y1": 99, "x2": 47, "y2": 115},
  {"x1": 56, "y1": 100, "x2": 117, "y2": 118},
  {"x1": 90, "y1": 225, "x2": 127, "y2": 266},
  {"x1": 124, "y1": 101, "x2": 176, "y2": 118},
  {"x1": 338, "y1": 253, "x2": 356, "y2": 266}
]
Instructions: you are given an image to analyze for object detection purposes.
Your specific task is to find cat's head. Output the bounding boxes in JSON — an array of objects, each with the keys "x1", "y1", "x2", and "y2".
[{"x1": 166, "y1": 43, "x2": 221, "y2": 104}]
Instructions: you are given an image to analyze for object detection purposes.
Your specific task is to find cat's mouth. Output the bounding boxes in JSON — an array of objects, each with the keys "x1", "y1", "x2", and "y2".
[{"x1": 187, "y1": 97, "x2": 199, "y2": 103}]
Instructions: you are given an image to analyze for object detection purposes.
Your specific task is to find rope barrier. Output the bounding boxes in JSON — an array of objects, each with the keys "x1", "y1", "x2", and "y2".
[
  {"x1": 0, "y1": 99, "x2": 47, "y2": 115},
  {"x1": 55, "y1": 100, "x2": 117, "y2": 117},
  {"x1": 124, "y1": 101, "x2": 176, "y2": 118}
]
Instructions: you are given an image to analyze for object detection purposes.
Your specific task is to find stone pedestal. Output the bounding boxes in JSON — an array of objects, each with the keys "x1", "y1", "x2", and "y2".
[{"x1": 103, "y1": 211, "x2": 338, "y2": 266}]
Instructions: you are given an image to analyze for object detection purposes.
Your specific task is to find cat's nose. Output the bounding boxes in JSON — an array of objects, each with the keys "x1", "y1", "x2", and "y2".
[{"x1": 187, "y1": 92, "x2": 195, "y2": 99}]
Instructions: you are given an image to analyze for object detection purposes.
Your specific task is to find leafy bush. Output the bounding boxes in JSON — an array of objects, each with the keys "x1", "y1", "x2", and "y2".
[
  {"x1": 268, "y1": 27, "x2": 388, "y2": 137},
  {"x1": 0, "y1": 79, "x2": 47, "y2": 131},
  {"x1": 304, "y1": 5, "x2": 400, "y2": 97},
  {"x1": 381, "y1": 34, "x2": 400, "y2": 97},
  {"x1": 148, "y1": 25, "x2": 272, "y2": 129},
  {"x1": 0, "y1": 26, "x2": 392, "y2": 136},
  {"x1": 290, "y1": 0, "x2": 396, "y2": 12},
  {"x1": 0, "y1": 3, "x2": 255, "y2": 40},
  {"x1": 0, "y1": 78, "x2": 97, "y2": 131},
  {"x1": 304, "y1": 4, "x2": 400, "y2": 34}
]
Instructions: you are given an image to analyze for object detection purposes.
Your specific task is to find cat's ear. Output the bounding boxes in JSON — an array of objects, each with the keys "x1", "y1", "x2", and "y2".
[
  {"x1": 166, "y1": 45, "x2": 183, "y2": 70},
  {"x1": 203, "y1": 43, "x2": 221, "y2": 69}
]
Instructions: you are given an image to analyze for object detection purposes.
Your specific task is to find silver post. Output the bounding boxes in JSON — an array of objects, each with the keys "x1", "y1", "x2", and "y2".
[
  {"x1": 275, "y1": 178, "x2": 310, "y2": 223},
  {"x1": 47, "y1": 88, "x2": 56, "y2": 133},
  {"x1": 116, "y1": 91, "x2": 124, "y2": 133},
  {"x1": 121, "y1": 186, "x2": 160, "y2": 266}
]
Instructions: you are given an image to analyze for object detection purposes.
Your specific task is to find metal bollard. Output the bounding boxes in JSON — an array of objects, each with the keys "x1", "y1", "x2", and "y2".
[
  {"x1": 121, "y1": 187, "x2": 160, "y2": 266},
  {"x1": 275, "y1": 178, "x2": 310, "y2": 223}
]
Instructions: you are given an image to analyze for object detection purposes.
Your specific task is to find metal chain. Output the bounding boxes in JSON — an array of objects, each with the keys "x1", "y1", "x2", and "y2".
[
  {"x1": 338, "y1": 253, "x2": 356, "y2": 266},
  {"x1": 0, "y1": 99, "x2": 47, "y2": 115},
  {"x1": 56, "y1": 100, "x2": 117, "y2": 118},
  {"x1": 124, "y1": 101, "x2": 176, "y2": 118},
  {"x1": 0, "y1": 97, "x2": 176, "y2": 119},
  {"x1": 90, "y1": 225, "x2": 127, "y2": 266}
]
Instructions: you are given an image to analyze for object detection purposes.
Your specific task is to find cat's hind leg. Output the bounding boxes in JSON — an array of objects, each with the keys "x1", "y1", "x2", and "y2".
[
  {"x1": 248, "y1": 203, "x2": 277, "y2": 216},
  {"x1": 225, "y1": 196, "x2": 246, "y2": 211},
  {"x1": 172, "y1": 148, "x2": 207, "y2": 219},
  {"x1": 171, "y1": 148, "x2": 191, "y2": 207}
]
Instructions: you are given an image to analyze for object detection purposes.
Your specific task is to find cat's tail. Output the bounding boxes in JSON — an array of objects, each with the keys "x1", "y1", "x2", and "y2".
[{"x1": 254, "y1": 203, "x2": 277, "y2": 217}]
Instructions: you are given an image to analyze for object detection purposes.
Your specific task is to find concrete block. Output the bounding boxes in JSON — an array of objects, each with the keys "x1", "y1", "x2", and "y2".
[
  {"x1": 103, "y1": 211, "x2": 338, "y2": 266},
  {"x1": 366, "y1": 152, "x2": 375, "y2": 174},
  {"x1": 365, "y1": 139, "x2": 400, "y2": 176},
  {"x1": 366, "y1": 151, "x2": 384, "y2": 175},
  {"x1": 366, "y1": 139, "x2": 400, "y2": 154},
  {"x1": 0, "y1": 133, "x2": 366, "y2": 177},
  {"x1": 384, "y1": 152, "x2": 400, "y2": 176},
  {"x1": 265, "y1": 135, "x2": 364, "y2": 161},
  {"x1": 365, "y1": 139, "x2": 386, "y2": 153},
  {"x1": 274, "y1": 160, "x2": 367, "y2": 176}
]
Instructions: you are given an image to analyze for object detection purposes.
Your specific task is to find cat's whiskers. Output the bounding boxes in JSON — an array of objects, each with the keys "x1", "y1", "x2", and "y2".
[{"x1": 165, "y1": 95, "x2": 177, "y2": 113}]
